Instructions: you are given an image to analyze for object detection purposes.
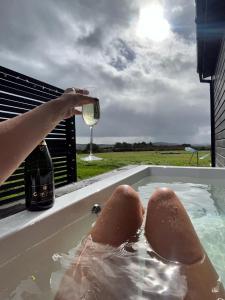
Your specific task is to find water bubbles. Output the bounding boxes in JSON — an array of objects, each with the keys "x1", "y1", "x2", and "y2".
[{"x1": 52, "y1": 253, "x2": 62, "y2": 262}]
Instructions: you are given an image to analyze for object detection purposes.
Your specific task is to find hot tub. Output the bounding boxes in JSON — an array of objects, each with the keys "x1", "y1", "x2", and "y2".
[{"x1": 0, "y1": 165, "x2": 225, "y2": 299}]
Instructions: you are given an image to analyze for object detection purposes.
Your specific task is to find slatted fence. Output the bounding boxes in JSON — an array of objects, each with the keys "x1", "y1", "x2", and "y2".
[{"x1": 0, "y1": 66, "x2": 77, "y2": 215}]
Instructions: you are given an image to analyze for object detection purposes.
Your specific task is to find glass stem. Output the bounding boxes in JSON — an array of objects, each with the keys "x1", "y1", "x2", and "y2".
[{"x1": 89, "y1": 126, "x2": 93, "y2": 156}]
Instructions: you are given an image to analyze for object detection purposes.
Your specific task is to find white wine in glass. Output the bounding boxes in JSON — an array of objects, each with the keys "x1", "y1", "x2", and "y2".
[{"x1": 82, "y1": 99, "x2": 102, "y2": 161}]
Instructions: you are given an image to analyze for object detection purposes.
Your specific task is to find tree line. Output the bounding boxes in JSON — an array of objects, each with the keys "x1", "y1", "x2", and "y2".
[{"x1": 79, "y1": 142, "x2": 210, "y2": 153}]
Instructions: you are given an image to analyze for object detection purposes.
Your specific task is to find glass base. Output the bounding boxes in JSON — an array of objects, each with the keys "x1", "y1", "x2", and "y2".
[{"x1": 81, "y1": 154, "x2": 103, "y2": 161}]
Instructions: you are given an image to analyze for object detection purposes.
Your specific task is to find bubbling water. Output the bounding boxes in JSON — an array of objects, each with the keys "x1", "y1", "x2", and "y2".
[{"x1": 51, "y1": 233, "x2": 187, "y2": 300}]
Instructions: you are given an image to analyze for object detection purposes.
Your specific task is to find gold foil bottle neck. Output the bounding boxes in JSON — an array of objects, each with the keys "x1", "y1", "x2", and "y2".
[{"x1": 39, "y1": 140, "x2": 47, "y2": 146}]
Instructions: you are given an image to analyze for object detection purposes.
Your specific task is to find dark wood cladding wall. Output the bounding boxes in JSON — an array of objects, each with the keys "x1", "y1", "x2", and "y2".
[
  {"x1": 214, "y1": 39, "x2": 225, "y2": 166},
  {"x1": 0, "y1": 66, "x2": 77, "y2": 214}
]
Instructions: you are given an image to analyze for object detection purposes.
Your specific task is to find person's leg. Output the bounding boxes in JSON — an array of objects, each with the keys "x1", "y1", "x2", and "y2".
[
  {"x1": 145, "y1": 188, "x2": 225, "y2": 299},
  {"x1": 55, "y1": 185, "x2": 144, "y2": 300}
]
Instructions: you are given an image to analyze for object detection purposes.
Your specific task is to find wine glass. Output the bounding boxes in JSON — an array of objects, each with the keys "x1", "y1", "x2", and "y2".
[{"x1": 81, "y1": 98, "x2": 102, "y2": 161}]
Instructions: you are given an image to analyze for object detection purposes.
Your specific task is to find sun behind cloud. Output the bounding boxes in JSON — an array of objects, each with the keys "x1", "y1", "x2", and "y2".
[{"x1": 136, "y1": 3, "x2": 171, "y2": 42}]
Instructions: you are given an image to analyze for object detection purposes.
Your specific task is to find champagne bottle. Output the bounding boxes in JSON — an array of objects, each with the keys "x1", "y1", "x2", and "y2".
[{"x1": 24, "y1": 140, "x2": 54, "y2": 211}]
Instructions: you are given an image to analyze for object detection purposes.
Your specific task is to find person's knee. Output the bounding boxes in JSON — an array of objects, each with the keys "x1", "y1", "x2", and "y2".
[
  {"x1": 148, "y1": 187, "x2": 176, "y2": 207},
  {"x1": 91, "y1": 185, "x2": 144, "y2": 246},
  {"x1": 146, "y1": 187, "x2": 181, "y2": 220},
  {"x1": 145, "y1": 187, "x2": 178, "y2": 238},
  {"x1": 97, "y1": 185, "x2": 143, "y2": 221},
  {"x1": 112, "y1": 185, "x2": 143, "y2": 209},
  {"x1": 113, "y1": 184, "x2": 134, "y2": 199}
]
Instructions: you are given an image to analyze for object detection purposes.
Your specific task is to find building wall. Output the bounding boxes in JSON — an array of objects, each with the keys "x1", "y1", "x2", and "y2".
[{"x1": 214, "y1": 39, "x2": 225, "y2": 166}]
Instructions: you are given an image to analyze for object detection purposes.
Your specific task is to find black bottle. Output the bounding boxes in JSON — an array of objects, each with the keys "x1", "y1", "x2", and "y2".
[{"x1": 25, "y1": 140, "x2": 54, "y2": 211}]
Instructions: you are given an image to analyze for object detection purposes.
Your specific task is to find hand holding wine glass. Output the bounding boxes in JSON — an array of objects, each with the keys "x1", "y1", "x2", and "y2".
[
  {"x1": 64, "y1": 87, "x2": 102, "y2": 161},
  {"x1": 57, "y1": 87, "x2": 97, "y2": 120}
]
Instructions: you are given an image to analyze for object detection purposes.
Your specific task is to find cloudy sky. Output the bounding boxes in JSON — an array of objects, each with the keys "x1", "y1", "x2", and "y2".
[{"x1": 0, "y1": 0, "x2": 210, "y2": 144}]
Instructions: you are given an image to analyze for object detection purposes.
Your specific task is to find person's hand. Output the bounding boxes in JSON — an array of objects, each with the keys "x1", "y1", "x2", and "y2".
[{"x1": 53, "y1": 87, "x2": 98, "y2": 120}]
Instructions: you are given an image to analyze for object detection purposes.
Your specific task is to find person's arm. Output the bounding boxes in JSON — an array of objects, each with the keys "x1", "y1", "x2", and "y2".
[{"x1": 0, "y1": 88, "x2": 96, "y2": 184}]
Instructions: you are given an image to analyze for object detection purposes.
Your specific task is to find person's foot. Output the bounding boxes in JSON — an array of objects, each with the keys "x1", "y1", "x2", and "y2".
[
  {"x1": 91, "y1": 185, "x2": 144, "y2": 247},
  {"x1": 145, "y1": 187, "x2": 203, "y2": 264}
]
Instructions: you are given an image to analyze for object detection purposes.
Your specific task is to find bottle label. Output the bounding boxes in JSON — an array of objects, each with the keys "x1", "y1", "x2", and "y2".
[{"x1": 30, "y1": 183, "x2": 54, "y2": 204}]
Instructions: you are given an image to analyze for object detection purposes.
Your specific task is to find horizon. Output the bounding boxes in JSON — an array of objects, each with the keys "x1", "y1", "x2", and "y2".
[{"x1": 76, "y1": 136, "x2": 210, "y2": 146}]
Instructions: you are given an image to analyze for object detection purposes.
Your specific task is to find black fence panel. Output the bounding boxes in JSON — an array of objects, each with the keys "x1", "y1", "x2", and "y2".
[{"x1": 0, "y1": 66, "x2": 77, "y2": 214}]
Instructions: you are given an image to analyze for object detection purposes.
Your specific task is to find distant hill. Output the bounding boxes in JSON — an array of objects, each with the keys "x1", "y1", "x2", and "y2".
[
  {"x1": 76, "y1": 143, "x2": 113, "y2": 150},
  {"x1": 192, "y1": 144, "x2": 211, "y2": 147},
  {"x1": 153, "y1": 142, "x2": 179, "y2": 146},
  {"x1": 76, "y1": 144, "x2": 86, "y2": 151},
  {"x1": 76, "y1": 142, "x2": 210, "y2": 151}
]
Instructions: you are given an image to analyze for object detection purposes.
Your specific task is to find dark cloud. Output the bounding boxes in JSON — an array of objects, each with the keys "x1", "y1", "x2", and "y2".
[
  {"x1": 109, "y1": 39, "x2": 136, "y2": 71},
  {"x1": 78, "y1": 27, "x2": 103, "y2": 49},
  {"x1": 163, "y1": 0, "x2": 196, "y2": 40},
  {"x1": 0, "y1": 1, "x2": 63, "y2": 53}
]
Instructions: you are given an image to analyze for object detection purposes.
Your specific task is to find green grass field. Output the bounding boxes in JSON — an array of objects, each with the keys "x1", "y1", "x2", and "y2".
[{"x1": 77, "y1": 150, "x2": 211, "y2": 180}]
